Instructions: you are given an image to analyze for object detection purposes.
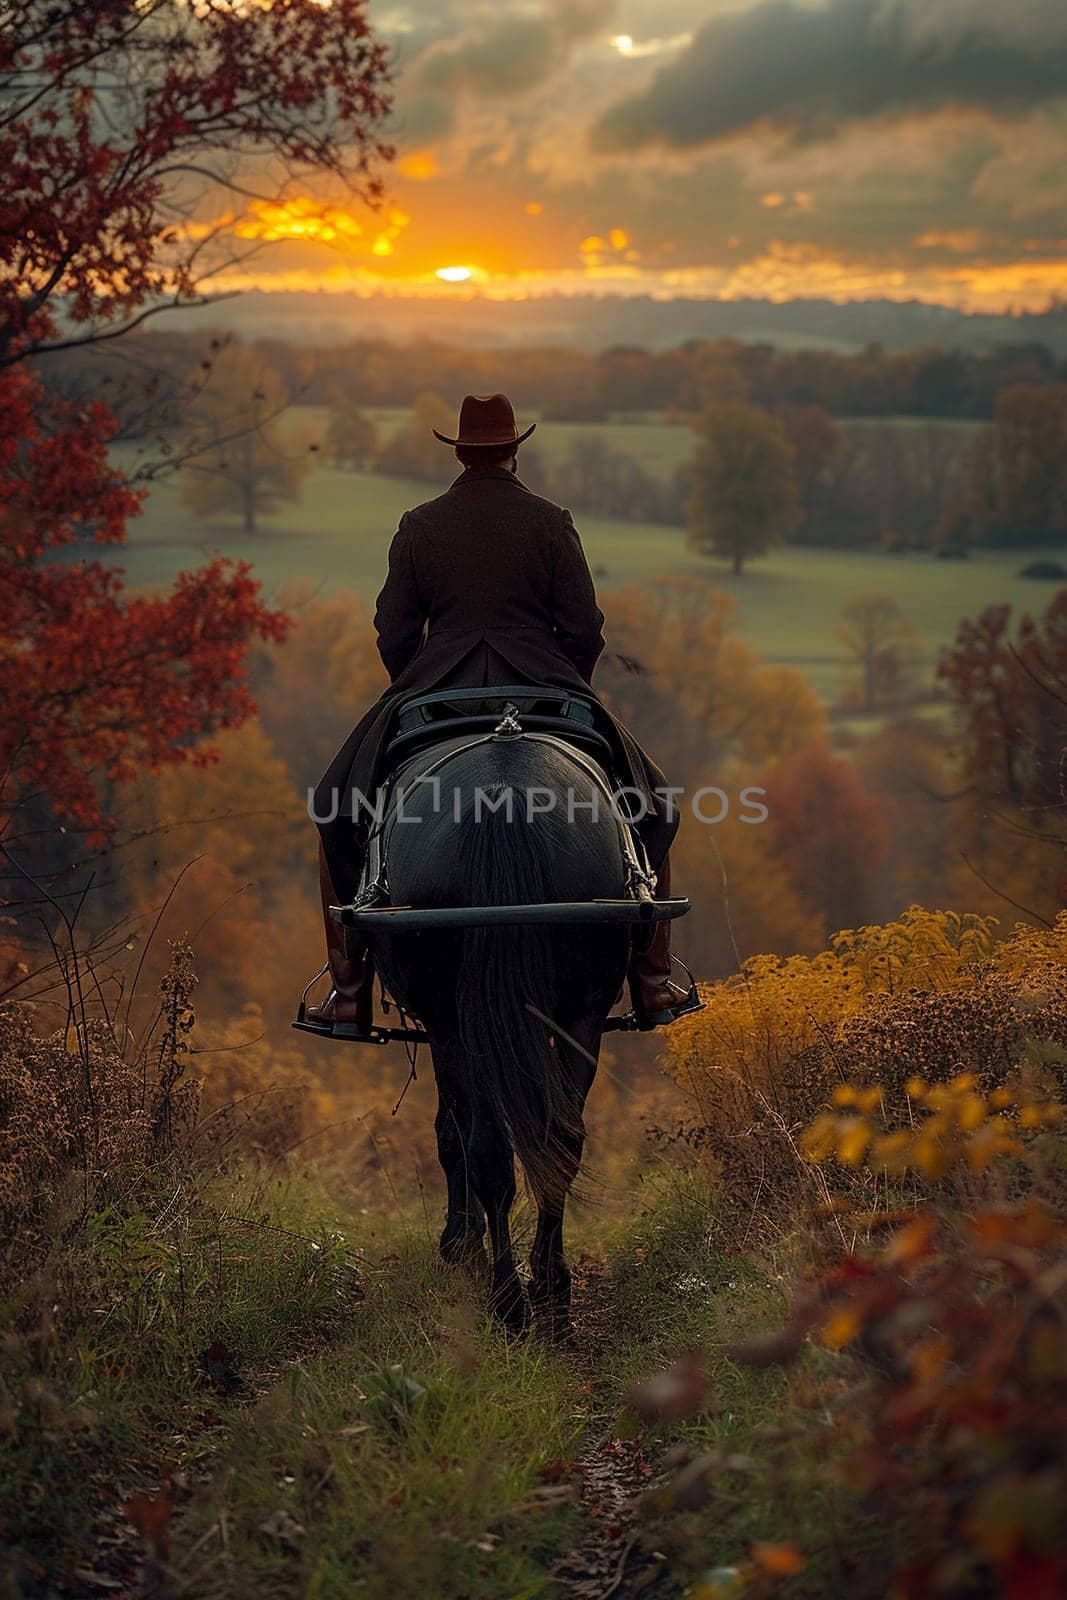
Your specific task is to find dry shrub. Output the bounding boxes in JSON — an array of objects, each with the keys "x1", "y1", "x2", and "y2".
[
  {"x1": 661, "y1": 908, "x2": 1067, "y2": 1227},
  {"x1": 834, "y1": 972, "x2": 1067, "y2": 1116},
  {"x1": 192, "y1": 1001, "x2": 322, "y2": 1163},
  {"x1": 0, "y1": 940, "x2": 199, "y2": 1267}
]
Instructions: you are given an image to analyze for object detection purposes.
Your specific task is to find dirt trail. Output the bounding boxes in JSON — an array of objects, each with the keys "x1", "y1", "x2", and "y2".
[
  {"x1": 548, "y1": 1257, "x2": 670, "y2": 1600},
  {"x1": 549, "y1": 1433, "x2": 657, "y2": 1599}
]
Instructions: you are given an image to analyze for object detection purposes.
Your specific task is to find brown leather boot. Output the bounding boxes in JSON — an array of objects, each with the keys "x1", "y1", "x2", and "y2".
[
  {"x1": 301, "y1": 843, "x2": 376, "y2": 1038},
  {"x1": 627, "y1": 852, "x2": 704, "y2": 1030}
]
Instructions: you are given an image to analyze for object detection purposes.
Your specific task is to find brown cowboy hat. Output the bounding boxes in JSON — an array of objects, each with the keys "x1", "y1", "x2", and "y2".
[{"x1": 432, "y1": 392, "x2": 536, "y2": 448}]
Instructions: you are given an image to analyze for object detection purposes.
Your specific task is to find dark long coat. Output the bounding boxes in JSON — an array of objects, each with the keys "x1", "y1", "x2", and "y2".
[{"x1": 313, "y1": 463, "x2": 675, "y2": 901}]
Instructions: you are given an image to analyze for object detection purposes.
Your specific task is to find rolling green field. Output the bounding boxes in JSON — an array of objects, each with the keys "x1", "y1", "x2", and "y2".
[{"x1": 106, "y1": 408, "x2": 1059, "y2": 702}]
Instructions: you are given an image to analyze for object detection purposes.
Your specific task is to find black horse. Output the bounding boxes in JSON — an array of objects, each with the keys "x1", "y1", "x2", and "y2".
[{"x1": 369, "y1": 733, "x2": 633, "y2": 1338}]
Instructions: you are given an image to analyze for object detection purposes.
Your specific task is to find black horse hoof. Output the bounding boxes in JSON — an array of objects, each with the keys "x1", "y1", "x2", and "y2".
[
  {"x1": 489, "y1": 1282, "x2": 531, "y2": 1338},
  {"x1": 537, "y1": 1314, "x2": 577, "y2": 1349}
]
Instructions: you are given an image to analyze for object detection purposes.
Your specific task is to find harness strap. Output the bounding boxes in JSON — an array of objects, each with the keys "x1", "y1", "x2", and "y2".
[
  {"x1": 522, "y1": 731, "x2": 657, "y2": 895},
  {"x1": 362, "y1": 727, "x2": 653, "y2": 905}
]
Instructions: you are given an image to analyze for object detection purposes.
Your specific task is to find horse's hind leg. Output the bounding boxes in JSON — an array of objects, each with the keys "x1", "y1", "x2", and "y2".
[
  {"x1": 470, "y1": 1124, "x2": 529, "y2": 1336},
  {"x1": 530, "y1": 1050, "x2": 595, "y2": 1343},
  {"x1": 433, "y1": 1081, "x2": 488, "y2": 1271},
  {"x1": 528, "y1": 1124, "x2": 583, "y2": 1343}
]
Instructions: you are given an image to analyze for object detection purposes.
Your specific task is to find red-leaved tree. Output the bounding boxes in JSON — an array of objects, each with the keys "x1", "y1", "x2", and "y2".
[
  {"x1": 0, "y1": 1, "x2": 393, "y2": 856},
  {"x1": 938, "y1": 594, "x2": 1067, "y2": 810},
  {"x1": 762, "y1": 742, "x2": 890, "y2": 937}
]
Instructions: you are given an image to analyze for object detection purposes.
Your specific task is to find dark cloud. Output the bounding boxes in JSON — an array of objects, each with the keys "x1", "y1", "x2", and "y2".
[
  {"x1": 418, "y1": 19, "x2": 560, "y2": 98},
  {"x1": 590, "y1": 0, "x2": 1067, "y2": 152},
  {"x1": 409, "y1": 0, "x2": 618, "y2": 138}
]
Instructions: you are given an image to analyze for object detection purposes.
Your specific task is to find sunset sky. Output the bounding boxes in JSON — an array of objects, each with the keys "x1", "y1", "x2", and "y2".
[{"x1": 205, "y1": 0, "x2": 1067, "y2": 312}]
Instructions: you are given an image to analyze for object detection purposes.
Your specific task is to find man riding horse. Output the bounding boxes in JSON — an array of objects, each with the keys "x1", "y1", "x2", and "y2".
[{"x1": 303, "y1": 392, "x2": 699, "y2": 1038}]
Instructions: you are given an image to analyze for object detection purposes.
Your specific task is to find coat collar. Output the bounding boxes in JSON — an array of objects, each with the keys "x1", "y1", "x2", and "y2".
[{"x1": 449, "y1": 464, "x2": 530, "y2": 492}]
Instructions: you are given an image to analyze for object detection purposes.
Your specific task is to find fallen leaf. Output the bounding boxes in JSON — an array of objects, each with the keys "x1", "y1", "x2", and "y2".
[
  {"x1": 752, "y1": 1540, "x2": 806, "y2": 1575},
  {"x1": 123, "y1": 1487, "x2": 174, "y2": 1560}
]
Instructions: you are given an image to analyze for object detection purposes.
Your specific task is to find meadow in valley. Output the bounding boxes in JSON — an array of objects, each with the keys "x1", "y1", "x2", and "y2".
[{"x1": 105, "y1": 406, "x2": 1048, "y2": 705}]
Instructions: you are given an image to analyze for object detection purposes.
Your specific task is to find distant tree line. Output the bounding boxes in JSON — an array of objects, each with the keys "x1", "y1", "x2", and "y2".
[
  {"x1": 40, "y1": 330, "x2": 1067, "y2": 553},
  {"x1": 42, "y1": 325, "x2": 1067, "y2": 425},
  {"x1": 351, "y1": 386, "x2": 1067, "y2": 558},
  {"x1": 248, "y1": 331, "x2": 1067, "y2": 423}
]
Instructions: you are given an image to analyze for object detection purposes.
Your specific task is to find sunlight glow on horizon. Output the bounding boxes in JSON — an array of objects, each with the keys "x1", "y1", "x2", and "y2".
[
  {"x1": 205, "y1": 251, "x2": 1067, "y2": 315},
  {"x1": 181, "y1": 195, "x2": 1067, "y2": 317}
]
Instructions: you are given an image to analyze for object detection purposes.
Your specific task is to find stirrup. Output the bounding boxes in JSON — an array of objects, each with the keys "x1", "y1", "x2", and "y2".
[
  {"x1": 293, "y1": 967, "x2": 375, "y2": 1041},
  {"x1": 632, "y1": 955, "x2": 705, "y2": 1031},
  {"x1": 294, "y1": 962, "x2": 329, "y2": 1026}
]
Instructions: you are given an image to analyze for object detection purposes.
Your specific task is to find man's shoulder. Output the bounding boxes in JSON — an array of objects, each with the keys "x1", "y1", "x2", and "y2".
[
  {"x1": 402, "y1": 491, "x2": 447, "y2": 522},
  {"x1": 514, "y1": 482, "x2": 571, "y2": 521},
  {"x1": 405, "y1": 477, "x2": 570, "y2": 525}
]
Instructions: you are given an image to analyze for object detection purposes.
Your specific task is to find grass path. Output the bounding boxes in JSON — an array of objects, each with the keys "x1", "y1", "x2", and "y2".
[
  {"x1": 160, "y1": 1170, "x2": 827, "y2": 1600},
  {"x1": 4, "y1": 1162, "x2": 865, "y2": 1598}
]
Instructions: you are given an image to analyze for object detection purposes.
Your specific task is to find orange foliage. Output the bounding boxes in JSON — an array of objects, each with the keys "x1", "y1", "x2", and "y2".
[{"x1": 763, "y1": 742, "x2": 890, "y2": 940}]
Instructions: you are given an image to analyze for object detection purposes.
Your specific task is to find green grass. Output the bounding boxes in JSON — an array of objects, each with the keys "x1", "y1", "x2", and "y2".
[
  {"x1": 585, "y1": 1170, "x2": 868, "y2": 1596},
  {"x1": 166, "y1": 1166, "x2": 875, "y2": 1599},
  {"x1": 178, "y1": 1240, "x2": 587, "y2": 1599},
  {"x1": 0, "y1": 1169, "x2": 362, "y2": 1590},
  {"x1": 170, "y1": 1181, "x2": 603, "y2": 1598},
  {"x1": 1, "y1": 1157, "x2": 890, "y2": 1598}
]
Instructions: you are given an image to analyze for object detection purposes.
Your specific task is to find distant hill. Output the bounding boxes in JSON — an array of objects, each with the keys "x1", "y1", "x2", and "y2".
[{"x1": 165, "y1": 289, "x2": 1067, "y2": 355}]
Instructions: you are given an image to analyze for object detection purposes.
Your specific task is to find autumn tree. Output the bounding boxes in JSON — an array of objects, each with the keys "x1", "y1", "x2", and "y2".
[
  {"x1": 250, "y1": 581, "x2": 387, "y2": 784},
  {"x1": 589, "y1": 576, "x2": 827, "y2": 977},
  {"x1": 544, "y1": 437, "x2": 669, "y2": 524},
  {"x1": 776, "y1": 402, "x2": 842, "y2": 541},
  {"x1": 0, "y1": 0, "x2": 392, "y2": 867},
  {"x1": 852, "y1": 718, "x2": 962, "y2": 911},
  {"x1": 691, "y1": 340, "x2": 750, "y2": 409},
  {"x1": 763, "y1": 742, "x2": 890, "y2": 938},
  {"x1": 325, "y1": 404, "x2": 379, "y2": 472},
  {"x1": 594, "y1": 576, "x2": 825, "y2": 791},
  {"x1": 1, "y1": 2, "x2": 392, "y2": 364},
  {"x1": 180, "y1": 344, "x2": 312, "y2": 533},
  {"x1": 994, "y1": 384, "x2": 1067, "y2": 541},
  {"x1": 378, "y1": 392, "x2": 455, "y2": 483},
  {"x1": 117, "y1": 720, "x2": 314, "y2": 1025},
  {"x1": 967, "y1": 385, "x2": 1067, "y2": 544},
  {"x1": 836, "y1": 593, "x2": 921, "y2": 713},
  {"x1": 939, "y1": 593, "x2": 1067, "y2": 809},
  {"x1": 686, "y1": 401, "x2": 799, "y2": 575}
]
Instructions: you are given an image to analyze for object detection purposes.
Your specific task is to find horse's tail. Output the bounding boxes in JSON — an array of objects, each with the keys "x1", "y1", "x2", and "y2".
[
  {"x1": 455, "y1": 917, "x2": 581, "y2": 1206},
  {"x1": 450, "y1": 780, "x2": 593, "y2": 1206}
]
